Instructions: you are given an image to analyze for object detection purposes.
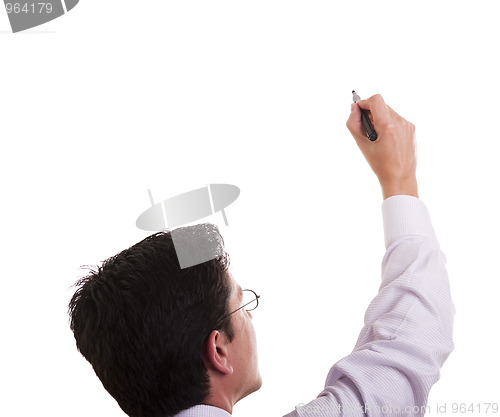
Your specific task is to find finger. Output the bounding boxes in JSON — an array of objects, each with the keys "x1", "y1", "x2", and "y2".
[
  {"x1": 356, "y1": 94, "x2": 391, "y2": 129},
  {"x1": 346, "y1": 103, "x2": 363, "y2": 138},
  {"x1": 346, "y1": 103, "x2": 371, "y2": 146}
]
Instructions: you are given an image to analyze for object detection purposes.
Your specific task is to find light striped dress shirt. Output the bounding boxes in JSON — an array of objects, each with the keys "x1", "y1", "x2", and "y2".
[{"x1": 176, "y1": 195, "x2": 455, "y2": 417}]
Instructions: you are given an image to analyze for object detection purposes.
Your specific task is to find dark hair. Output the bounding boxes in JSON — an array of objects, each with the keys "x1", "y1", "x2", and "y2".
[{"x1": 68, "y1": 223, "x2": 234, "y2": 417}]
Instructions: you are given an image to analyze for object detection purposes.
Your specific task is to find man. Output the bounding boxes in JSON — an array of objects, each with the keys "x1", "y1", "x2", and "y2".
[{"x1": 69, "y1": 94, "x2": 454, "y2": 417}]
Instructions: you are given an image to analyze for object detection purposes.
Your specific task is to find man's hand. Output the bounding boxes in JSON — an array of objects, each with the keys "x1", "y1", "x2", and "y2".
[{"x1": 346, "y1": 94, "x2": 418, "y2": 200}]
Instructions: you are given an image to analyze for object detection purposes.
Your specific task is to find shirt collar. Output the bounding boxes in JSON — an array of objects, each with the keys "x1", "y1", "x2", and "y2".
[{"x1": 174, "y1": 404, "x2": 232, "y2": 417}]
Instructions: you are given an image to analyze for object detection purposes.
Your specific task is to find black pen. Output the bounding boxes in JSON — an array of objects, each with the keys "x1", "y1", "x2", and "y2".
[{"x1": 352, "y1": 90, "x2": 378, "y2": 141}]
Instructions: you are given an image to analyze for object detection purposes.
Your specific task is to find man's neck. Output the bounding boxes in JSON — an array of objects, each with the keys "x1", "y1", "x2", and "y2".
[{"x1": 203, "y1": 391, "x2": 234, "y2": 415}]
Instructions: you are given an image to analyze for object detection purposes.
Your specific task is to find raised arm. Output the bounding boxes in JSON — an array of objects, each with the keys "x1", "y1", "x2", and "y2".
[
  {"x1": 283, "y1": 94, "x2": 454, "y2": 417},
  {"x1": 346, "y1": 94, "x2": 418, "y2": 200}
]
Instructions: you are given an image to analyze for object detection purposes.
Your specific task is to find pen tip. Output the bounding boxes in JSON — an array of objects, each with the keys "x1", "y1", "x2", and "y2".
[{"x1": 352, "y1": 90, "x2": 355, "y2": 93}]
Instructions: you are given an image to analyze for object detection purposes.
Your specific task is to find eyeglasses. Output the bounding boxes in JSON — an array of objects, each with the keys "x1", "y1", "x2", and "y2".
[{"x1": 219, "y1": 289, "x2": 260, "y2": 323}]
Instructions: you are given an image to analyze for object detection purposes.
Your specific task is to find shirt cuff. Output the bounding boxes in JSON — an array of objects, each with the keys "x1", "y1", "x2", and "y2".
[{"x1": 382, "y1": 195, "x2": 437, "y2": 248}]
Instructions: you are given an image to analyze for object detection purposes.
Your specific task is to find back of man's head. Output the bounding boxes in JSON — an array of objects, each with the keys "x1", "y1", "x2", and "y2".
[{"x1": 68, "y1": 223, "x2": 234, "y2": 417}]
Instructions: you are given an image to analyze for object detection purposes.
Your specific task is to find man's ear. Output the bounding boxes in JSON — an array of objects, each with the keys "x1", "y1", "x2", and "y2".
[{"x1": 204, "y1": 330, "x2": 233, "y2": 375}]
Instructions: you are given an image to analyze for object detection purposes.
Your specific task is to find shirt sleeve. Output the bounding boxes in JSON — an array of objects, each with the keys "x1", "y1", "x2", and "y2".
[{"x1": 283, "y1": 195, "x2": 455, "y2": 417}]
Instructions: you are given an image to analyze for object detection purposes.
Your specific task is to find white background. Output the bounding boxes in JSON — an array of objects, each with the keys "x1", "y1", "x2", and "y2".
[{"x1": 1, "y1": 1, "x2": 499, "y2": 416}]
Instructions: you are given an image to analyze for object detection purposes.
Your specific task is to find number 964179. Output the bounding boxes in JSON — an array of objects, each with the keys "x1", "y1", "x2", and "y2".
[{"x1": 5, "y1": 2, "x2": 53, "y2": 14}]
